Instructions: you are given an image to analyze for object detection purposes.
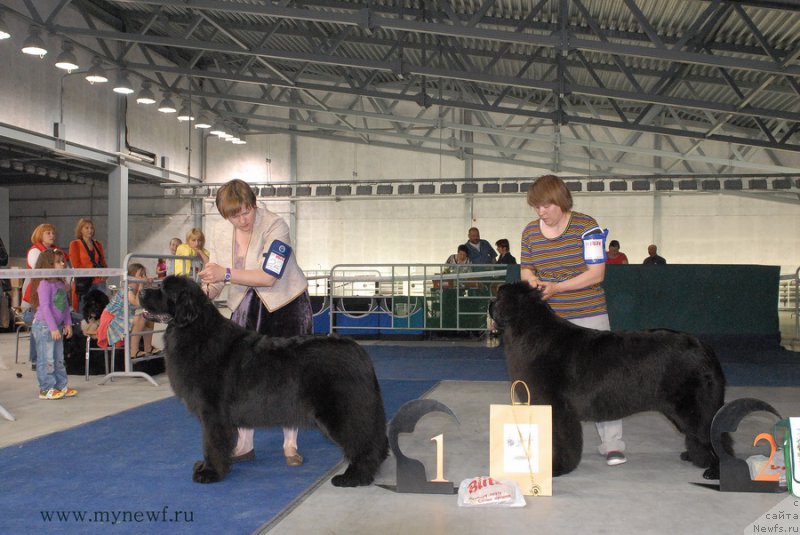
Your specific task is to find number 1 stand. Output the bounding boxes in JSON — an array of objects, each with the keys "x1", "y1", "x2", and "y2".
[
  {"x1": 387, "y1": 399, "x2": 459, "y2": 494},
  {"x1": 710, "y1": 398, "x2": 784, "y2": 493}
]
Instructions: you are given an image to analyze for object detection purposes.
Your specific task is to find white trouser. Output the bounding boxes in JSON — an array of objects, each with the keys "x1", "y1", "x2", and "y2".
[{"x1": 567, "y1": 313, "x2": 626, "y2": 454}]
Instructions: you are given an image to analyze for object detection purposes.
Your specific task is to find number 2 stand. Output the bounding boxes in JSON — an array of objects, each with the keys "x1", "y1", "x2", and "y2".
[
  {"x1": 710, "y1": 398, "x2": 784, "y2": 493},
  {"x1": 387, "y1": 399, "x2": 459, "y2": 494}
]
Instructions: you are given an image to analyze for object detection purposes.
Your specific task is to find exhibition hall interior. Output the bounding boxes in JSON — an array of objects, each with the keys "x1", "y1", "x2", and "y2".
[{"x1": 0, "y1": 1, "x2": 799, "y2": 533}]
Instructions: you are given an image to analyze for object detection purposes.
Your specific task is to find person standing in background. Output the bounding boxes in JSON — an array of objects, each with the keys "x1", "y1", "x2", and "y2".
[
  {"x1": 174, "y1": 229, "x2": 209, "y2": 277},
  {"x1": 69, "y1": 218, "x2": 108, "y2": 315},
  {"x1": 495, "y1": 239, "x2": 517, "y2": 264},
  {"x1": 22, "y1": 224, "x2": 69, "y2": 369},
  {"x1": 166, "y1": 237, "x2": 182, "y2": 276},
  {"x1": 464, "y1": 227, "x2": 497, "y2": 264}
]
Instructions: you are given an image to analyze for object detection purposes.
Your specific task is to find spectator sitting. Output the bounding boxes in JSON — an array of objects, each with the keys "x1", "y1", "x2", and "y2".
[
  {"x1": 446, "y1": 244, "x2": 472, "y2": 268},
  {"x1": 606, "y1": 240, "x2": 629, "y2": 265},
  {"x1": 642, "y1": 244, "x2": 667, "y2": 265}
]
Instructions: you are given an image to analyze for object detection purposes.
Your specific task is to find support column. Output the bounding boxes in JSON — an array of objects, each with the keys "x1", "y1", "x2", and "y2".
[
  {"x1": 107, "y1": 165, "x2": 129, "y2": 270},
  {"x1": 0, "y1": 188, "x2": 8, "y2": 256},
  {"x1": 289, "y1": 133, "x2": 298, "y2": 244}
]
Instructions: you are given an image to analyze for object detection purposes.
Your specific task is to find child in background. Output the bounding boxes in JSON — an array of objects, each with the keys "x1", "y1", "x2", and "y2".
[
  {"x1": 30, "y1": 249, "x2": 77, "y2": 400},
  {"x1": 175, "y1": 228, "x2": 209, "y2": 277},
  {"x1": 104, "y1": 263, "x2": 159, "y2": 357},
  {"x1": 156, "y1": 258, "x2": 167, "y2": 279},
  {"x1": 166, "y1": 237, "x2": 182, "y2": 276}
]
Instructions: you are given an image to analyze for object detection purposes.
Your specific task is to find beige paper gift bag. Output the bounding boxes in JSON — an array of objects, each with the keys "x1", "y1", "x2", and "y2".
[{"x1": 489, "y1": 380, "x2": 552, "y2": 496}]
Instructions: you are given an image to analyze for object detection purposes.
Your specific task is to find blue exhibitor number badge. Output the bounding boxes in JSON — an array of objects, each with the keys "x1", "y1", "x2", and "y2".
[{"x1": 262, "y1": 240, "x2": 292, "y2": 278}]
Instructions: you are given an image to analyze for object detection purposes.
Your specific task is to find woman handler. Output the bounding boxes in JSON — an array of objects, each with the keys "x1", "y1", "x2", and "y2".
[
  {"x1": 199, "y1": 179, "x2": 312, "y2": 466},
  {"x1": 520, "y1": 174, "x2": 626, "y2": 467}
]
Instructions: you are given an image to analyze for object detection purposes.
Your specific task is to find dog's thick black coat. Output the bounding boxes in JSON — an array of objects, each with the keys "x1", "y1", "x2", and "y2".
[
  {"x1": 491, "y1": 282, "x2": 729, "y2": 477},
  {"x1": 140, "y1": 276, "x2": 388, "y2": 487}
]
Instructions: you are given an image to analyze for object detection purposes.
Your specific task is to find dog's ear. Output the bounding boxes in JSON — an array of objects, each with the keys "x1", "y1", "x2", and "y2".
[{"x1": 171, "y1": 283, "x2": 205, "y2": 327}]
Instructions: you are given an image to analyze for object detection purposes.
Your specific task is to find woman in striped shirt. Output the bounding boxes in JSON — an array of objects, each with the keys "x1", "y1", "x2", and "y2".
[{"x1": 520, "y1": 174, "x2": 626, "y2": 467}]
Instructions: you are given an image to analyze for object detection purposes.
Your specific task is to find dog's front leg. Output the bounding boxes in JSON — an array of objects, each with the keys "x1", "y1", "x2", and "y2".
[{"x1": 192, "y1": 410, "x2": 235, "y2": 483}]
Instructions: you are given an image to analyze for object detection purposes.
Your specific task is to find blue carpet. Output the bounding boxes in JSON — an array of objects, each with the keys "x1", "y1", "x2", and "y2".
[{"x1": 0, "y1": 378, "x2": 435, "y2": 535}]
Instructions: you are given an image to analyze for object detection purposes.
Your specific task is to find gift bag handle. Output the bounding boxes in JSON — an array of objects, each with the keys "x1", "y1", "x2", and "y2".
[{"x1": 510, "y1": 380, "x2": 531, "y2": 406}]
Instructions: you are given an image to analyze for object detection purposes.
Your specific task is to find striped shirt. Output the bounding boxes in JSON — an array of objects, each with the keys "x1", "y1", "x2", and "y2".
[{"x1": 520, "y1": 212, "x2": 608, "y2": 319}]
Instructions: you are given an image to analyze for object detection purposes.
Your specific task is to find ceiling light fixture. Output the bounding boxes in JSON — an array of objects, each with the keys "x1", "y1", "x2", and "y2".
[
  {"x1": 85, "y1": 57, "x2": 108, "y2": 84},
  {"x1": 176, "y1": 100, "x2": 194, "y2": 122},
  {"x1": 209, "y1": 120, "x2": 227, "y2": 137},
  {"x1": 158, "y1": 93, "x2": 177, "y2": 113},
  {"x1": 136, "y1": 81, "x2": 156, "y2": 104},
  {"x1": 194, "y1": 110, "x2": 212, "y2": 129},
  {"x1": 21, "y1": 26, "x2": 47, "y2": 57},
  {"x1": 54, "y1": 41, "x2": 79, "y2": 72},
  {"x1": 0, "y1": 14, "x2": 11, "y2": 40},
  {"x1": 112, "y1": 69, "x2": 134, "y2": 94}
]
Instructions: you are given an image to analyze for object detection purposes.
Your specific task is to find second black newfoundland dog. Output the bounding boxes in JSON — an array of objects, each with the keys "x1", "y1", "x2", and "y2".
[
  {"x1": 140, "y1": 276, "x2": 388, "y2": 487},
  {"x1": 491, "y1": 282, "x2": 730, "y2": 478}
]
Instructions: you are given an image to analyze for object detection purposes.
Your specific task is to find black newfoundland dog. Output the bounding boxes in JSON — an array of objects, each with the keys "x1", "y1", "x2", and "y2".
[
  {"x1": 140, "y1": 276, "x2": 388, "y2": 487},
  {"x1": 491, "y1": 282, "x2": 729, "y2": 478}
]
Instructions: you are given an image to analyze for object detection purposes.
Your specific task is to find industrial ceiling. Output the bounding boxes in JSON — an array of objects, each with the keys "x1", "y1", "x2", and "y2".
[{"x1": 2, "y1": 0, "x2": 800, "y2": 196}]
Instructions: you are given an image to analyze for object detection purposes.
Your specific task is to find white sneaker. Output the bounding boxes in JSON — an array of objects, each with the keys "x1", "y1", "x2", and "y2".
[{"x1": 606, "y1": 451, "x2": 627, "y2": 466}]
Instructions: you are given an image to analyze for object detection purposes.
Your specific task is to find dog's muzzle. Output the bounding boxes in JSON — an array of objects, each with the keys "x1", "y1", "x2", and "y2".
[{"x1": 143, "y1": 310, "x2": 172, "y2": 324}]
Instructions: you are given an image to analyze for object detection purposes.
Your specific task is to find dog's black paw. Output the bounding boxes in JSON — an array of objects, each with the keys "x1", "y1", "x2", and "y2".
[
  {"x1": 680, "y1": 451, "x2": 690, "y2": 461},
  {"x1": 702, "y1": 465, "x2": 720, "y2": 480},
  {"x1": 192, "y1": 460, "x2": 224, "y2": 483},
  {"x1": 331, "y1": 471, "x2": 373, "y2": 487}
]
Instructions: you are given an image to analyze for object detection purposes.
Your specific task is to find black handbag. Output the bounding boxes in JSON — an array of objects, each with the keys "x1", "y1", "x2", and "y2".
[
  {"x1": 75, "y1": 276, "x2": 93, "y2": 295},
  {"x1": 75, "y1": 239, "x2": 105, "y2": 295}
]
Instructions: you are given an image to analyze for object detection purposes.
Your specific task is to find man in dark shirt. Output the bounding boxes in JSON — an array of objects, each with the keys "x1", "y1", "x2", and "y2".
[{"x1": 642, "y1": 244, "x2": 667, "y2": 265}]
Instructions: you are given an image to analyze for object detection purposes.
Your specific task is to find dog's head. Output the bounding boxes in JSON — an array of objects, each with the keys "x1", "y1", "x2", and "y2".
[
  {"x1": 82, "y1": 288, "x2": 110, "y2": 321},
  {"x1": 140, "y1": 276, "x2": 209, "y2": 327},
  {"x1": 490, "y1": 281, "x2": 549, "y2": 329}
]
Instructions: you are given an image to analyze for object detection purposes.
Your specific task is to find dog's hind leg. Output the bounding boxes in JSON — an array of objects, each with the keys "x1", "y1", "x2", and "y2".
[
  {"x1": 192, "y1": 411, "x2": 236, "y2": 484},
  {"x1": 552, "y1": 401, "x2": 583, "y2": 476},
  {"x1": 324, "y1": 401, "x2": 389, "y2": 487},
  {"x1": 664, "y1": 374, "x2": 724, "y2": 470}
]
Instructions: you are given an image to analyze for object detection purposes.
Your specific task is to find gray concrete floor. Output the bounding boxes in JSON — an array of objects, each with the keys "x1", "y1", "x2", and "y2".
[{"x1": 1, "y1": 332, "x2": 798, "y2": 535}]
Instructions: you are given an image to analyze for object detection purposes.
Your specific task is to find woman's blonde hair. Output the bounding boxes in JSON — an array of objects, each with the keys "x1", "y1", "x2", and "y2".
[
  {"x1": 29, "y1": 249, "x2": 66, "y2": 308},
  {"x1": 30, "y1": 223, "x2": 56, "y2": 245},
  {"x1": 216, "y1": 179, "x2": 257, "y2": 219},
  {"x1": 185, "y1": 227, "x2": 205, "y2": 248},
  {"x1": 74, "y1": 218, "x2": 95, "y2": 239},
  {"x1": 527, "y1": 174, "x2": 573, "y2": 212}
]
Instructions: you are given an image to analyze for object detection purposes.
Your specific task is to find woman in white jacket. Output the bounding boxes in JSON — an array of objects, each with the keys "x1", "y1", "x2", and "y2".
[{"x1": 199, "y1": 179, "x2": 312, "y2": 466}]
